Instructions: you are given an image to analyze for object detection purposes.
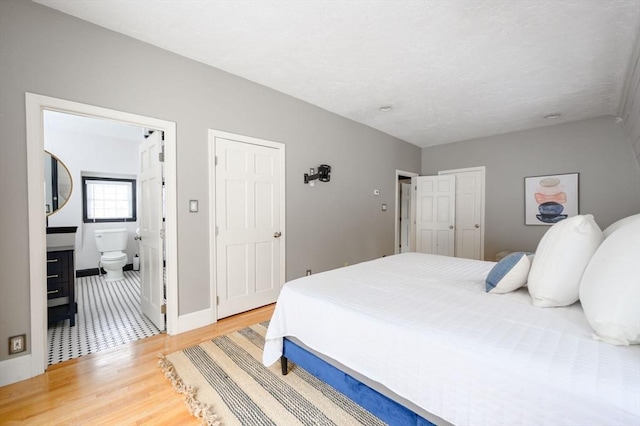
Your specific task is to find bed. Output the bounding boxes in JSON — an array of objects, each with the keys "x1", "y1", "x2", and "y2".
[{"x1": 263, "y1": 252, "x2": 640, "y2": 425}]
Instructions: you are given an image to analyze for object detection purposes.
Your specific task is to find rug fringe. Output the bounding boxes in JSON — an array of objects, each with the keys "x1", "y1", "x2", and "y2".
[{"x1": 159, "y1": 354, "x2": 221, "y2": 426}]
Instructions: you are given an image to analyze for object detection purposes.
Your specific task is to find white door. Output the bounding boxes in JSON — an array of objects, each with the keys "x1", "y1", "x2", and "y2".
[
  {"x1": 400, "y1": 182, "x2": 412, "y2": 253},
  {"x1": 440, "y1": 168, "x2": 485, "y2": 260},
  {"x1": 413, "y1": 175, "x2": 456, "y2": 256},
  {"x1": 214, "y1": 134, "x2": 285, "y2": 319},
  {"x1": 138, "y1": 130, "x2": 165, "y2": 330}
]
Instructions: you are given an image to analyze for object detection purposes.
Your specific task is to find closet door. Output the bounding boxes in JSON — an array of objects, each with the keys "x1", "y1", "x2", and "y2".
[
  {"x1": 212, "y1": 132, "x2": 285, "y2": 319},
  {"x1": 413, "y1": 175, "x2": 455, "y2": 256},
  {"x1": 439, "y1": 167, "x2": 485, "y2": 260}
]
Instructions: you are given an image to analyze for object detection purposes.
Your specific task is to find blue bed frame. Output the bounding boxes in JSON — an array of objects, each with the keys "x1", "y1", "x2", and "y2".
[{"x1": 281, "y1": 337, "x2": 435, "y2": 426}]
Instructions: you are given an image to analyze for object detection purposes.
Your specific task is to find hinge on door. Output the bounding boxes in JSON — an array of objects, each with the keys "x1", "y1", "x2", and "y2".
[
  {"x1": 215, "y1": 156, "x2": 218, "y2": 166},
  {"x1": 215, "y1": 226, "x2": 218, "y2": 236},
  {"x1": 146, "y1": 130, "x2": 165, "y2": 141},
  {"x1": 216, "y1": 296, "x2": 219, "y2": 305},
  {"x1": 161, "y1": 304, "x2": 166, "y2": 314},
  {"x1": 160, "y1": 228, "x2": 165, "y2": 239},
  {"x1": 158, "y1": 151, "x2": 165, "y2": 162}
]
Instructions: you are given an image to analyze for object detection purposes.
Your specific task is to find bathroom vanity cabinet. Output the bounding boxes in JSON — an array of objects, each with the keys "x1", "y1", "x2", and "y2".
[
  {"x1": 47, "y1": 248, "x2": 76, "y2": 326},
  {"x1": 46, "y1": 226, "x2": 77, "y2": 326}
]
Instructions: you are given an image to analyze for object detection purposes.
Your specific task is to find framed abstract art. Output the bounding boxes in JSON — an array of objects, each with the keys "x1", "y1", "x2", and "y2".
[{"x1": 524, "y1": 173, "x2": 579, "y2": 225}]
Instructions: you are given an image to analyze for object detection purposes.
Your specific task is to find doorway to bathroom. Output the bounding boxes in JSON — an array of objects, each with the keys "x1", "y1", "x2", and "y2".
[
  {"x1": 43, "y1": 111, "x2": 166, "y2": 365},
  {"x1": 26, "y1": 93, "x2": 178, "y2": 372}
]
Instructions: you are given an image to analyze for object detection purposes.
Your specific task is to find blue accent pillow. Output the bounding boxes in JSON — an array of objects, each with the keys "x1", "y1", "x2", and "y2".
[{"x1": 486, "y1": 252, "x2": 532, "y2": 293}]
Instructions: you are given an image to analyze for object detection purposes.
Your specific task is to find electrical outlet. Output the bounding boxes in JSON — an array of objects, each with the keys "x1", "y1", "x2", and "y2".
[
  {"x1": 9, "y1": 334, "x2": 26, "y2": 355},
  {"x1": 306, "y1": 269, "x2": 312, "y2": 276}
]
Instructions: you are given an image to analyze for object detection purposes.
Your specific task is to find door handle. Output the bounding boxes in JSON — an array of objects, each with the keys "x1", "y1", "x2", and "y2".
[
  {"x1": 475, "y1": 224, "x2": 480, "y2": 228},
  {"x1": 449, "y1": 225, "x2": 454, "y2": 230},
  {"x1": 274, "y1": 232, "x2": 282, "y2": 238},
  {"x1": 134, "y1": 235, "x2": 142, "y2": 241}
]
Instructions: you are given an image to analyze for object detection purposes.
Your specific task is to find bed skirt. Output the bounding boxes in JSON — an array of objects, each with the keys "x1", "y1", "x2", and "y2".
[{"x1": 281, "y1": 337, "x2": 440, "y2": 426}]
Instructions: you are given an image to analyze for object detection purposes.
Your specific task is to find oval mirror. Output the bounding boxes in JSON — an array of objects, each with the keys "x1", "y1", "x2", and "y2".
[{"x1": 44, "y1": 151, "x2": 73, "y2": 216}]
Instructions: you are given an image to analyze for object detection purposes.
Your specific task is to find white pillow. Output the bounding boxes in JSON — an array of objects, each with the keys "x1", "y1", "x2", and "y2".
[
  {"x1": 580, "y1": 218, "x2": 640, "y2": 345},
  {"x1": 528, "y1": 214, "x2": 603, "y2": 307},
  {"x1": 602, "y1": 213, "x2": 640, "y2": 238},
  {"x1": 486, "y1": 252, "x2": 531, "y2": 294}
]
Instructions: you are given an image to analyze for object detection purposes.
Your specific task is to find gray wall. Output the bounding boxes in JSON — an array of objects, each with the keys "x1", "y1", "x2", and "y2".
[
  {"x1": 0, "y1": 0, "x2": 421, "y2": 361},
  {"x1": 422, "y1": 116, "x2": 640, "y2": 261}
]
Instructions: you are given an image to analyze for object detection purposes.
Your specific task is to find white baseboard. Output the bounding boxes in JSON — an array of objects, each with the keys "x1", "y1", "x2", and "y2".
[
  {"x1": 176, "y1": 308, "x2": 215, "y2": 334},
  {"x1": 0, "y1": 354, "x2": 34, "y2": 386},
  {"x1": 0, "y1": 310, "x2": 216, "y2": 387},
  {"x1": 0, "y1": 309, "x2": 216, "y2": 387}
]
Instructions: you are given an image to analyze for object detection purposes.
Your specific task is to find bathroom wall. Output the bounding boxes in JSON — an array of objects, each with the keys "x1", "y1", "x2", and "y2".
[{"x1": 44, "y1": 110, "x2": 142, "y2": 270}]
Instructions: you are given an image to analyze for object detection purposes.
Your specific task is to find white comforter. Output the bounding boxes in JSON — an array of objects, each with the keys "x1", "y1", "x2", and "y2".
[{"x1": 263, "y1": 253, "x2": 640, "y2": 425}]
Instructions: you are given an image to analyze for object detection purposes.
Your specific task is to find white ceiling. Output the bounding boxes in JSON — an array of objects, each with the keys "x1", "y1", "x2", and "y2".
[{"x1": 34, "y1": 0, "x2": 640, "y2": 148}]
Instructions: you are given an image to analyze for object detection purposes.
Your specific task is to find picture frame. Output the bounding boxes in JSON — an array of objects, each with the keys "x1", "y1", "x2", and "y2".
[{"x1": 524, "y1": 173, "x2": 579, "y2": 225}]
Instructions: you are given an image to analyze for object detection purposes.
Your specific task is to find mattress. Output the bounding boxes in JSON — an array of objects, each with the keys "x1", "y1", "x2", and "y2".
[{"x1": 263, "y1": 253, "x2": 640, "y2": 425}]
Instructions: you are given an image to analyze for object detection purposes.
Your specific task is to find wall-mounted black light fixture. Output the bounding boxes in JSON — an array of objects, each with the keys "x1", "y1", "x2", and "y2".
[{"x1": 304, "y1": 164, "x2": 331, "y2": 184}]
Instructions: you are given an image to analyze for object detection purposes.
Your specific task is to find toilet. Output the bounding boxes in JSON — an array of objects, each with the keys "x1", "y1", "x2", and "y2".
[{"x1": 94, "y1": 228, "x2": 128, "y2": 282}]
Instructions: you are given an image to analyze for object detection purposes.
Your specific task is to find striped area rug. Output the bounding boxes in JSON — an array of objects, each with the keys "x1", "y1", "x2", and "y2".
[{"x1": 159, "y1": 322, "x2": 385, "y2": 426}]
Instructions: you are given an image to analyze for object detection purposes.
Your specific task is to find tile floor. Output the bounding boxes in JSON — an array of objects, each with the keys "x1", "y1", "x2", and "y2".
[{"x1": 47, "y1": 270, "x2": 162, "y2": 366}]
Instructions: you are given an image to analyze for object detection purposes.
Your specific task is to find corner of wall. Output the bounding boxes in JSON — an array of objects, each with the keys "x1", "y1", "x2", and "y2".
[{"x1": 618, "y1": 17, "x2": 640, "y2": 170}]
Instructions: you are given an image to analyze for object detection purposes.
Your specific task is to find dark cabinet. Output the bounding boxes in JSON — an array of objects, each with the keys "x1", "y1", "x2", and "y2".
[{"x1": 47, "y1": 249, "x2": 76, "y2": 326}]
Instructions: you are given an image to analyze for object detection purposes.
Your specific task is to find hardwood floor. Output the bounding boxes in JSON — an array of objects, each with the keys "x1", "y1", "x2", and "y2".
[{"x1": 0, "y1": 304, "x2": 275, "y2": 425}]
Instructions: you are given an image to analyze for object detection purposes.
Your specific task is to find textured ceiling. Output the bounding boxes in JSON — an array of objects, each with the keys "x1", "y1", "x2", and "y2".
[{"x1": 33, "y1": 0, "x2": 640, "y2": 148}]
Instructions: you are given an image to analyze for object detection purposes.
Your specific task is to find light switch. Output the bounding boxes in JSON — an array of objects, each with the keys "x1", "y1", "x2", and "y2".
[
  {"x1": 189, "y1": 200, "x2": 198, "y2": 213},
  {"x1": 382, "y1": 204, "x2": 387, "y2": 211}
]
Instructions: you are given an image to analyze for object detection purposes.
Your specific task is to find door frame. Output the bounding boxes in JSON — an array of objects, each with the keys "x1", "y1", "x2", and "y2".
[
  {"x1": 394, "y1": 170, "x2": 419, "y2": 254},
  {"x1": 208, "y1": 129, "x2": 286, "y2": 320},
  {"x1": 438, "y1": 166, "x2": 486, "y2": 260},
  {"x1": 25, "y1": 93, "x2": 179, "y2": 379}
]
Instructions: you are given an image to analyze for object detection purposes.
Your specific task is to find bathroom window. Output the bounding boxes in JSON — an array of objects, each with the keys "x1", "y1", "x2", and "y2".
[{"x1": 82, "y1": 177, "x2": 137, "y2": 223}]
